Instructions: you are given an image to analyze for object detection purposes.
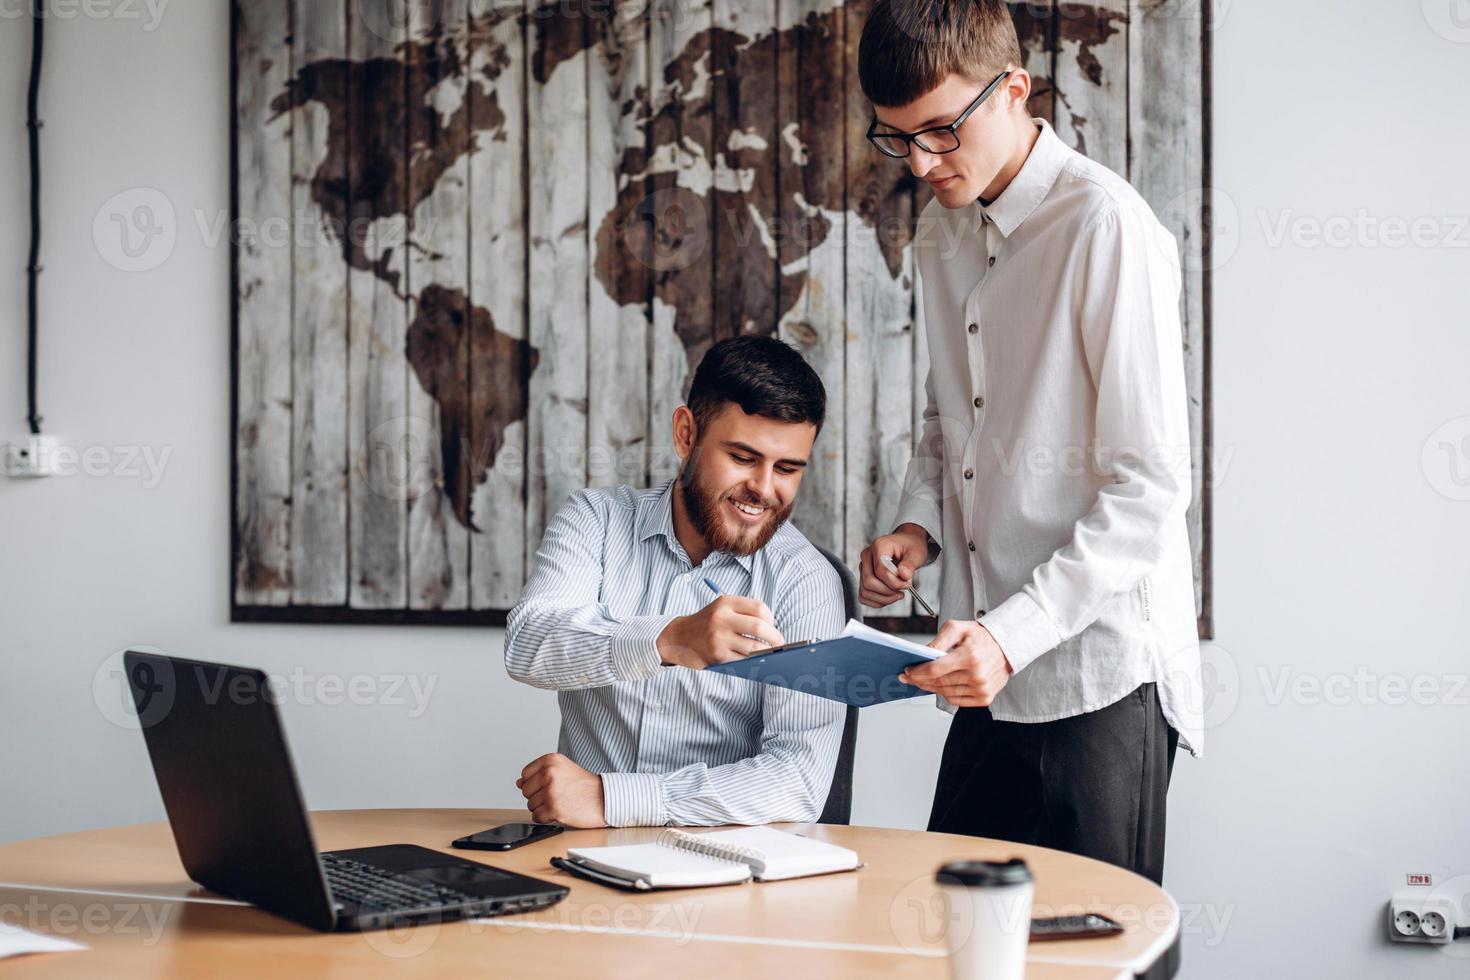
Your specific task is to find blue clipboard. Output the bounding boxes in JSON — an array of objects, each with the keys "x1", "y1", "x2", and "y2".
[{"x1": 706, "y1": 631, "x2": 938, "y2": 707}]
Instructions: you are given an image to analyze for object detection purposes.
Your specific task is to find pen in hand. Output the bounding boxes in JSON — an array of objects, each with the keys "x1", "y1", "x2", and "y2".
[
  {"x1": 882, "y1": 556, "x2": 938, "y2": 618},
  {"x1": 703, "y1": 576, "x2": 777, "y2": 650}
]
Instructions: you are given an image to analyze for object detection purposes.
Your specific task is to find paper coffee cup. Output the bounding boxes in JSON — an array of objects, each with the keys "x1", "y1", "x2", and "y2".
[{"x1": 937, "y1": 859, "x2": 1035, "y2": 980}]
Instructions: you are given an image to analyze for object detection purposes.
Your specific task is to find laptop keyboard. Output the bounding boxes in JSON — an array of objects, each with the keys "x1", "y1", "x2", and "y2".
[{"x1": 322, "y1": 854, "x2": 489, "y2": 913}]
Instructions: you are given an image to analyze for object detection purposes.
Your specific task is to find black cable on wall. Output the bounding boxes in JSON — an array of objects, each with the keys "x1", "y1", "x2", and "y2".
[{"x1": 25, "y1": 4, "x2": 44, "y2": 435}]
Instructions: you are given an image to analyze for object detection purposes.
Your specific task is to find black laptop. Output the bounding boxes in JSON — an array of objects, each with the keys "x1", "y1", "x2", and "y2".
[{"x1": 123, "y1": 650, "x2": 568, "y2": 932}]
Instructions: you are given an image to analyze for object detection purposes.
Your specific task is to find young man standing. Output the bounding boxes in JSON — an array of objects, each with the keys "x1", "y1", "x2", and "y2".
[
  {"x1": 506, "y1": 336, "x2": 846, "y2": 828},
  {"x1": 856, "y1": 0, "x2": 1202, "y2": 884}
]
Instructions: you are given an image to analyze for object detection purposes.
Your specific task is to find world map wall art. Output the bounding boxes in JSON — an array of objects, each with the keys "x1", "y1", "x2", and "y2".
[{"x1": 231, "y1": 0, "x2": 1214, "y2": 633}]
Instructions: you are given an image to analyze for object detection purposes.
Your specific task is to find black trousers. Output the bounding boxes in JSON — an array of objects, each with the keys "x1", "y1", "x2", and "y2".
[{"x1": 927, "y1": 683, "x2": 1179, "y2": 885}]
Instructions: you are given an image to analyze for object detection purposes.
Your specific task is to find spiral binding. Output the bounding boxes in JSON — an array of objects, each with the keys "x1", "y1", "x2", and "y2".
[{"x1": 656, "y1": 828, "x2": 764, "y2": 867}]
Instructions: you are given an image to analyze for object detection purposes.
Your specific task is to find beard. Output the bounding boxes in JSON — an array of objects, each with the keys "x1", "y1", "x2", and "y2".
[{"x1": 678, "y1": 461, "x2": 794, "y2": 558}]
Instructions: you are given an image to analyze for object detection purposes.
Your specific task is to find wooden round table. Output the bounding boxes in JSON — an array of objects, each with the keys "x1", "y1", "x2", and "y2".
[{"x1": 0, "y1": 809, "x2": 1179, "y2": 978}]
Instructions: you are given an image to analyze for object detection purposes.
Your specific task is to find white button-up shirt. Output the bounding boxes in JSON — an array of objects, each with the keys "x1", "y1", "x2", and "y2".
[{"x1": 896, "y1": 119, "x2": 1203, "y2": 756}]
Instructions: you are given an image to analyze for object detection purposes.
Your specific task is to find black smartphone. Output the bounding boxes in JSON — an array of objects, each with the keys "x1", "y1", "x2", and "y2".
[
  {"x1": 451, "y1": 823, "x2": 563, "y2": 851},
  {"x1": 1029, "y1": 914, "x2": 1125, "y2": 941}
]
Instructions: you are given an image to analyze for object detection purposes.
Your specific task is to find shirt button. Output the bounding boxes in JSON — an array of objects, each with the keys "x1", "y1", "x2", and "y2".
[
  {"x1": 976, "y1": 609, "x2": 987, "y2": 618},
  {"x1": 963, "y1": 469, "x2": 974, "y2": 480},
  {"x1": 987, "y1": 256, "x2": 996, "y2": 268},
  {"x1": 973, "y1": 396, "x2": 984, "y2": 409},
  {"x1": 967, "y1": 322, "x2": 979, "y2": 335},
  {"x1": 967, "y1": 541, "x2": 976, "y2": 552}
]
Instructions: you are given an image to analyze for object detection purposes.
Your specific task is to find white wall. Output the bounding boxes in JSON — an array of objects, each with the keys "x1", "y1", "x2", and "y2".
[{"x1": 1, "y1": 2, "x2": 1467, "y2": 977}]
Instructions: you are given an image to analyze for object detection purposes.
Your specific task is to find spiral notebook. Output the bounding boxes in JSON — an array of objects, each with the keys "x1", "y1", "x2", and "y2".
[{"x1": 552, "y1": 827, "x2": 861, "y2": 891}]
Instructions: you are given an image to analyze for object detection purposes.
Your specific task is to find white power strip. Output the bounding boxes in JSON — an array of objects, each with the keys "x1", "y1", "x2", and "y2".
[{"x1": 1389, "y1": 887, "x2": 1469, "y2": 945}]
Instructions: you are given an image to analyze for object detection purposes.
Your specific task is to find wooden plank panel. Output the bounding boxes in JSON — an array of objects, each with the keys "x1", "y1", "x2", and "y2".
[
  {"x1": 468, "y1": 1, "x2": 530, "y2": 608},
  {"x1": 404, "y1": 0, "x2": 471, "y2": 610},
  {"x1": 710, "y1": 0, "x2": 776, "y2": 342},
  {"x1": 288, "y1": 0, "x2": 349, "y2": 605},
  {"x1": 843, "y1": 0, "x2": 916, "y2": 616},
  {"x1": 525, "y1": 0, "x2": 590, "y2": 571},
  {"x1": 1053, "y1": 0, "x2": 1128, "y2": 173},
  {"x1": 588, "y1": 0, "x2": 651, "y2": 489},
  {"x1": 1009, "y1": 0, "x2": 1056, "y2": 123},
  {"x1": 234, "y1": 0, "x2": 294, "y2": 606},
  {"x1": 647, "y1": 0, "x2": 714, "y2": 484},
  {"x1": 346, "y1": 0, "x2": 410, "y2": 608},
  {"x1": 777, "y1": 0, "x2": 845, "y2": 557},
  {"x1": 1128, "y1": 0, "x2": 1207, "y2": 627}
]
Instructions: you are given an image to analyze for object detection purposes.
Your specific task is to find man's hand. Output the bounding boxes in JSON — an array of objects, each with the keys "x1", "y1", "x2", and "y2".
[
  {"x1": 516, "y1": 753, "x2": 607, "y2": 828},
  {"x1": 898, "y1": 620, "x2": 1014, "y2": 707},
  {"x1": 656, "y1": 595, "x2": 785, "y2": 669},
  {"x1": 859, "y1": 523, "x2": 931, "y2": 608}
]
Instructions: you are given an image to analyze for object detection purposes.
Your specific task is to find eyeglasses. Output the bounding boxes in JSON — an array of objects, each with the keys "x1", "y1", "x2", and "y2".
[{"x1": 866, "y1": 71, "x2": 1013, "y2": 159}]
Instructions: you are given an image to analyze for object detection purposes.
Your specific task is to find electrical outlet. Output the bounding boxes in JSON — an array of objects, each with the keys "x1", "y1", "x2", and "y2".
[
  {"x1": 3, "y1": 434, "x2": 57, "y2": 478},
  {"x1": 1389, "y1": 887, "x2": 1462, "y2": 945}
]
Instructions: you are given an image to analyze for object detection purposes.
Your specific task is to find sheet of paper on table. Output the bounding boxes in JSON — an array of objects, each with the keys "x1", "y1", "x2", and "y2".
[{"x1": 0, "y1": 921, "x2": 87, "y2": 959}]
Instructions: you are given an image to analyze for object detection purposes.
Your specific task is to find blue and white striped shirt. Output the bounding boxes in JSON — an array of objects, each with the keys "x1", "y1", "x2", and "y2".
[{"x1": 505, "y1": 480, "x2": 847, "y2": 827}]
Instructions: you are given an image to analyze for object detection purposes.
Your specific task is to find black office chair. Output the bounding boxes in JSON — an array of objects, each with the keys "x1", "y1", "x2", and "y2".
[{"x1": 812, "y1": 544, "x2": 860, "y2": 825}]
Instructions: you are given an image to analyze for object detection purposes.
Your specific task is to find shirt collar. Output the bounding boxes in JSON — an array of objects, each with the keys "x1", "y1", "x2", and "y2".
[
  {"x1": 637, "y1": 478, "x2": 755, "y2": 573},
  {"x1": 974, "y1": 118, "x2": 1069, "y2": 239}
]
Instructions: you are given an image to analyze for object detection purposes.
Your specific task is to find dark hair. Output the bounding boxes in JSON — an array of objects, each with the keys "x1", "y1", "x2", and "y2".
[
  {"x1": 858, "y1": 0, "x2": 1022, "y2": 108},
  {"x1": 686, "y1": 336, "x2": 826, "y2": 435}
]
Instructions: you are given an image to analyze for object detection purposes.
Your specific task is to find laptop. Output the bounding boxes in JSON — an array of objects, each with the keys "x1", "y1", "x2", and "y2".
[{"x1": 123, "y1": 650, "x2": 568, "y2": 932}]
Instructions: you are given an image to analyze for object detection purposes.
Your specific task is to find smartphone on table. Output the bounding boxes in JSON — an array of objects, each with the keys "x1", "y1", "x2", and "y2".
[{"x1": 451, "y1": 823, "x2": 563, "y2": 851}]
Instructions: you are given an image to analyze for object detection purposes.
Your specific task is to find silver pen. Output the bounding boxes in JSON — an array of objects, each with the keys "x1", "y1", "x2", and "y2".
[{"x1": 883, "y1": 556, "x2": 938, "y2": 617}]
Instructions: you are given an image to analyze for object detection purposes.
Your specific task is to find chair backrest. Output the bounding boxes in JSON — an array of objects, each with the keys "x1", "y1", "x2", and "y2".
[{"x1": 812, "y1": 544, "x2": 860, "y2": 826}]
